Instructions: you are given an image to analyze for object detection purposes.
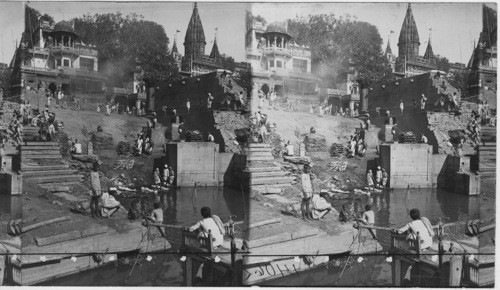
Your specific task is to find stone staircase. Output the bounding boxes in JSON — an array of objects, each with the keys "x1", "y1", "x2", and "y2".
[
  {"x1": 21, "y1": 133, "x2": 83, "y2": 191},
  {"x1": 244, "y1": 143, "x2": 295, "y2": 193},
  {"x1": 479, "y1": 126, "x2": 496, "y2": 179}
]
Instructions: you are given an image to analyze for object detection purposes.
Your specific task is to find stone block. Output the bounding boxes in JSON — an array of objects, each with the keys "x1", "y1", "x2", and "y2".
[{"x1": 304, "y1": 133, "x2": 327, "y2": 152}]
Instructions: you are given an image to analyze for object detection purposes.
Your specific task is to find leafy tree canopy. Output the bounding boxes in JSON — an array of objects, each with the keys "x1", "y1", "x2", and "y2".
[
  {"x1": 435, "y1": 55, "x2": 450, "y2": 73},
  {"x1": 287, "y1": 14, "x2": 394, "y2": 88},
  {"x1": 73, "y1": 12, "x2": 180, "y2": 86}
]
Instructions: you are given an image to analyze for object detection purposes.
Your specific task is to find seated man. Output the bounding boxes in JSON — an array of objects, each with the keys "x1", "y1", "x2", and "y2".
[
  {"x1": 72, "y1": 139, "x2": 82, "y2": 155},
  {"x1": 147, "y1": 202, "x2": 166, "y2": 237},
  {"x1": 149, "y1": 202, "x2": 164, "y2": 224},
  {"x1": 358, "y1": 204, "x2": 377, "y2": 239},
  {"x1": 393, "y1": 208, "x2": 434, "y2": 250},
  {"x1": 188, "y1": 207, "x2": 225, "y2": 248},
  {"x1": 284, "y1": 141, "x2": 294, "y2": 156},
  {"x1": 310, "y1": 191, "x2": 332, "y2": 220},
  {"x1": 100, "y1": 188, "x2": 122, "y2": 218}
]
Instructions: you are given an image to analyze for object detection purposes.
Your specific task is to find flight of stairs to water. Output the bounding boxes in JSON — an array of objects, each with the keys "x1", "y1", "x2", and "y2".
[
  {"x1": 21, "y1": 127, "x2": 83, "y2": 191},
  {"x1": 244, "y1": 143, "x2": 295, "y2": 193},
  {"x1": 479, "y1": 126, "x2": 496, "y2": 179}
]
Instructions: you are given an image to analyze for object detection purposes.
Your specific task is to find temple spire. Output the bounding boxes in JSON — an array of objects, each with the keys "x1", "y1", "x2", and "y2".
[
  {"x1": 398, "y1": 3, "x2": 420, "y2": 58},
  {"x1": 184, "y1": 2, "x2": 206, "y2": 57},
  {"x1": 209, "y1": 34, "x2": 220, "y2": 60},
  {"x1": 385, "y1": 37, "x2": 393, "y2": 55},
  {"x1": 209, "y1": 28, "x2": 220, "y2": 59},
  {"x1": 423, "y1": 36, "x2": 434, "y2": 60}
]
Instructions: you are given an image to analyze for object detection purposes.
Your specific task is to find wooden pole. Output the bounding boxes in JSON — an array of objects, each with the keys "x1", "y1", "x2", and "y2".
[{"x1": 21, "y1": 215, "x2": 71, "y2": 233}]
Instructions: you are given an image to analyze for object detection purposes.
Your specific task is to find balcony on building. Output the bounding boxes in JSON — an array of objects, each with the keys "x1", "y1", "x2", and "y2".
[
  {"x1": 48, "y1": 21, "x2": 80, "y2": 57},
  {"x1": 262, "y1": 22, "x2": 293, "y2": 58}
]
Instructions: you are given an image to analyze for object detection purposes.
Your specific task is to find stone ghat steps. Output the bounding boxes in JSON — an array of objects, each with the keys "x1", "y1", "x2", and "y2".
[
  {"x1": 248, "y1": 143, "x2": 272, "y2": 148},
  {"x1": 245, "y1": 166, "x2": 282, "y2": 173},
  {"x1": 246, "y1": 155, "x2": 275, "y2": 162},
  {"x1": 245, "y1": 151, "x2": 274, "y2": 157},
  {"x1": 24, "y1": 142, "x2": 59, "y2": 146},
  {"x1": 21, "y1": 153, "x2": 63, "y2": 161},
  {"x1": 23, "y1": 174, "x2": 84, "y2": 184},
  {"x1": 251, "y1": 176, "x2": 296, "y2": 186},
  {"x1": 22, "y1": 149, "x2": 61, "y2": 155},
  {"x1": 23, "y1": 169, "x2": 77, "y2": 178},
  {"x1": 20, "y1": 145, "x2": 60, "y2": 151},
  {"x1": 22, "y1": 164, "x2": 70, "y2": 172},
  {"x1": 244, "y1": 147, "x2": 273, "y2": 153},
  {"x1": 20, "y1": 139, "x2": 83, "y2": 187},
  {"x1": 246, "y1": 171, "x2": 288, "y2": 178}
]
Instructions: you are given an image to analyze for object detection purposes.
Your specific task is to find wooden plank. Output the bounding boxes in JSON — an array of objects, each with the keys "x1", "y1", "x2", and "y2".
[
  {"x1": 80, "y1": 224, "x2": 109, "y2": 238},
  {"x1": 248, "y1": 218, "x2": 281, "y2": 229},
  {"x1": 36, "y1": 230, "x2": 82, "y2": 247},
  {"x1": 246, "y1": 232, "x2": 291, "y2": 249}
]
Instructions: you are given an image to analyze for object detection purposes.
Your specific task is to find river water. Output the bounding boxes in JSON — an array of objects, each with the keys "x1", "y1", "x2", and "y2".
[
  {"x1": 1, "y1": 187, "x2": 478, "y2": 286},
  {"x1": 35, "y1": 186, "x2": 248, "y2": 286},
  {"x1": 262, "y1": 188, "x2": 480, "y2": 286}
]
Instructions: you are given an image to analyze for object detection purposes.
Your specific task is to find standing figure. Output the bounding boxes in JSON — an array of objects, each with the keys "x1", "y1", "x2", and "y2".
[
  {"x1": 300, "y1": 164, "x2": 313, "y2": 220},
  {"x1": 153, "y1": 168, "x2": 161, "y2": 185},
  {"x1": 366, "y1": 169, "x2": 375, "y2": 191},
  {"x1": 186, "y1": 99, "x2": 191, "y2": 113},
  {"x1": 375, "y1": 166, "x2": 382, "y2": 188},
  {"x1": 168, "y1": 166, "x2": 175, "y2": 186},
  {"x1": 399, "y1": 100, "x2": 404, "y2": 115},
  {"x1": 90, "y1": 162, "x2": 102, "y2": 218}
]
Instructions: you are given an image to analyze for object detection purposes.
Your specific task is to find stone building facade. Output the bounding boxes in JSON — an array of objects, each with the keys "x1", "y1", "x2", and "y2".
[
  {"x1": 245, "y1": 15, "x2": 319, "y2": 100},
  {"x1": 19, "y1": 20, "x2": 106, "y2": 95}
]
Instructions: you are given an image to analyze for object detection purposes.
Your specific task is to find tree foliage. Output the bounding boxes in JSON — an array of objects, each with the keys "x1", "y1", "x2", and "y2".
[
  {"x1": 447, "y1": 69, "x2": 468, "y2": 94},
  {"x1": 287, "y1": 14, "x2": 394, "y2": 88},
  {"x1": 435, "y1": 56, "x2": 450, "y2": 73},
  {"x1": 73, "y1": 13, "x2": 180, "y2": 87},
  {"x1": 221, "y1": 55, "x2": 236, "y2": 71}
]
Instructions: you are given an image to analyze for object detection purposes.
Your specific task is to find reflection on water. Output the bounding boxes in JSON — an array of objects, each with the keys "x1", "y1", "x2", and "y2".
[
  {"x1": 271, "y1": 188, "x2": 480, "y2": 287},
  {"x1": 333, "y1": 187, "x2": 477, "y2": 229},
  {"x1": 42, "y1": 186, "x2": 248, "y2": 287}
]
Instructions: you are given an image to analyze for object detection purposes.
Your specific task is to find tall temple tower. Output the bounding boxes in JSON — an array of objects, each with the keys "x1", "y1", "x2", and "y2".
[
  {"x1": 394, "y1": 3, "x2": 437, "y2": 77},
  {"x1": 423, "y1": 37, "x2": 434, "y2": 60},
  {"x1": 385, "y1": 38, "x2": 396, "y2": 72},
  {"x1": 209, "y1": 35, "x2": 220, "y2": 60},
  {"x1": 184, "y1": 2, "x2": 206, "y2": 58},
  {"x1": 397, "y1": 3, "x2": 420, "y2": 59}
]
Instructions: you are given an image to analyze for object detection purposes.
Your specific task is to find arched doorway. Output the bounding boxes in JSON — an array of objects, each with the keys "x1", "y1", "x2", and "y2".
[
  {"x1": 261, "y1": 84, "x2": 269, "y2": 95},
  {"x1": 48, "y1": 83, "x2": 57, "y2": 96}
]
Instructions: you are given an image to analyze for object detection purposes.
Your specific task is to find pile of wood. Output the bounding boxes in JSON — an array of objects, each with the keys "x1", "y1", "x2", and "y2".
[
  {"x1": 91, "y1": 131, "x2": 114, "y2": 151},
  {"x1": 399, "y1": 131, "x2": 418, "y2": 143},
  {"x1": 186, "y1": 130, "x2": 204, "y2": 142},
  {"x1": 116, "y1": 141, "x2": 134, "y2": 156},
  {"x1": 329, "y1": 143, "x2": 345, "y2": 157}
]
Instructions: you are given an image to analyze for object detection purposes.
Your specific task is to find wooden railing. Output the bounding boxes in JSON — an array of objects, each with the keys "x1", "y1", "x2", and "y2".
[
  {"x1": 181, "y1": 229, "x2": 214, "y2": 254},
  {"x1": 390, "y1": 232, "x2": 421, "y2": 256}
]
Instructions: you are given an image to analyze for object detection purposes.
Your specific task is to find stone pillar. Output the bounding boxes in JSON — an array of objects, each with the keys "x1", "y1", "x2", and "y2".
[
  {"x1": 87, "y1": 141, "x2": 93, "y2": 155},
  {"x1": 360, "y1": 87, "x2": 369, "y2": 112},
  {"x1": 68, "y1": 36, "x2": 71, "y2": 47},
  {"x1": 274, "y1": 36, "x2": 277, "y2": 47},
  {"x1": 147, "y1": 86, "x2": 155, "y2": 111}
]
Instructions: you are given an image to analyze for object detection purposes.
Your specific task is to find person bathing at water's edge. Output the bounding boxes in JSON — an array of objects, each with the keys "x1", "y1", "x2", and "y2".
[
  {"x1": 392, "y1": 208, "x2": 434, "y2": 251},
  {"x1": 186, "y1": 206, "x2": 225, "y2": 248}
]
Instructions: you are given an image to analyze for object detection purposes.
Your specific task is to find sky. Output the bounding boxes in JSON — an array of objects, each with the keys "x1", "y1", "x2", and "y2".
[
  {"x1": 0, "y1": 1, "x2": 249, "y2": 64},
  {"x1": 0, "y1": 2, "x2": 495, "y2": 65},
  {"x1": 0, "y1": 2, "x2": 24, "y2": 64},
  {"x1": 252, "y1": 2, "x2": 491, "y2": 64}
]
